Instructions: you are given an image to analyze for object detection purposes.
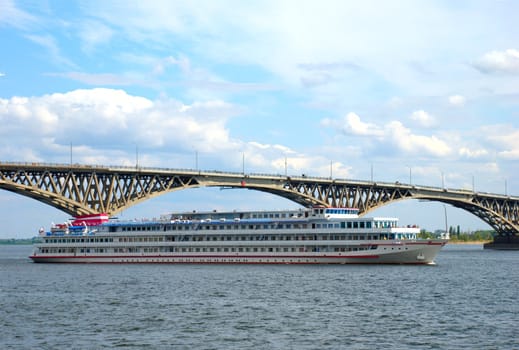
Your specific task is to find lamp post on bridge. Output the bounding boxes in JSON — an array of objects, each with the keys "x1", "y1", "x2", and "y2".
[
  {"x1": 242, "y1": 152, "x2": 245, "y2": 175},
  {"x1": 135, "y1": 144, "x2": 139, "y2": 169}
]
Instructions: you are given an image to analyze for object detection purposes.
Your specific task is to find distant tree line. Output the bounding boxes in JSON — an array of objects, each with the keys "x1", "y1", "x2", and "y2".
[
  {"x1": 418, "y1": 226, "x2": 494, "y2": 242},
  {"x1": 0, "y1": 238, "x2": 42, "y2": 245}
]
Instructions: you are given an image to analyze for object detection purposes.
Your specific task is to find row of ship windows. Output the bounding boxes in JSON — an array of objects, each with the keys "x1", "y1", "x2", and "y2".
[
  {"x1": 174, "y1": 212, "x2": 302, "y2": 221},
  {"x1": 252, "y1": 212, "x2": 303, "y2": 219},
  {"x1": 44, "y1": 233, "x2": 410, "y2": 244},
  {"x1": 162, "y1": 234, "x2": 387, "y2": 242},
  {"x1": 116, "y1": 221, "x2": 394, "y2": 232},
  {"x1": 45, "y1": 237, "x2": 115, "y2": 243},
  {"x1": 39, "y1": 246, "x2": 377, "y2": 254}
]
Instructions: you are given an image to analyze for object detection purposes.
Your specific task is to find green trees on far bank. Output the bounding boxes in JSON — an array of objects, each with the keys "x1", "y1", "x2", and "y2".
[
  {"x1": 418, "y1": 227, "x2": 494, "y2": 242},
  {"x1": 0, "y1": 238, "x2": 42, "y2": 245},
  {"x1": 449, "y1": 230, "x2": 494, "y2": 242}
]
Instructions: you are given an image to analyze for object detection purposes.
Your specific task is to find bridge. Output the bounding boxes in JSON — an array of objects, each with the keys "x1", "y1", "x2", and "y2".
[{"x1": 0, "y1": 162, "x2": 518, "y2": 236}]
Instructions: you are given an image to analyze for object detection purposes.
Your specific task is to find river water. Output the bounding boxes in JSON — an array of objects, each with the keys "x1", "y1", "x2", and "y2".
[{"x1": 1, "y1": 244, "x2": 518, "y2": 349}]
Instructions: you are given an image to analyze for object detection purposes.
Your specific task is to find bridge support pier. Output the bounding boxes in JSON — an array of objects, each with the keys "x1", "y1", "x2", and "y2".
[{"x1": 484, "y1": 235, "x2": 519, "y2": 250}]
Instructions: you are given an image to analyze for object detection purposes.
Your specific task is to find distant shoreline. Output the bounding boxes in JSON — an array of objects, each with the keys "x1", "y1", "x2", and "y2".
[
  {"x1": 447, "y1": 241, "x2": 490, "y2": 245},
  {"x1": 0, "y1": 239, "x2": 40, "y2": 245}
]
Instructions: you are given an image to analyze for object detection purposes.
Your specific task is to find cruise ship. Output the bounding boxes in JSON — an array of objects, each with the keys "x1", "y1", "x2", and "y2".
[{"x1": 30, "y1": 207, "x2": 447, "y2": 264}]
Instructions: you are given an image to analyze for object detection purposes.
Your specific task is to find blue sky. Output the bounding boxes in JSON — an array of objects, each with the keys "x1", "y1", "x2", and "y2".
[{"x1": 1, "y1": 0, "x2": 518, "y2": 238}]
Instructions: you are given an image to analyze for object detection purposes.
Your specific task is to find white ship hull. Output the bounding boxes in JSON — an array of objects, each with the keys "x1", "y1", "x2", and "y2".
[{"x1": 30, "y1": 240, "x2": 445, "y2": 265}]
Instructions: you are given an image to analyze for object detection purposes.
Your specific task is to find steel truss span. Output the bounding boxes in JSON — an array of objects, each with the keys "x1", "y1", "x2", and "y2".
[{"x1": 0, "y1": 162, "x2": 518, "y2": 235}]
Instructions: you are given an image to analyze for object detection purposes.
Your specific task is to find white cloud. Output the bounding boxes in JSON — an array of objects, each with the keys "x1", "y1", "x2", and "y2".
[
  {"x1": 0, "y1": 72, "x2": 5, "y2": 77},
  {"x1": 482, "y1": 125, "x2": 519, "y2": 160},
  {"x1": 0, "y1": 88, "x2": 333, "y2": 175},
  {"x1": 344, "y1": 113, "x2": 381, "y2": 136},
  {"x1": 386, "y1": 121, "x2": 450, "y2": 157},
  {"x1": 322, "y1": 113, "x2": 451, "y2": 157},
  {"x1": 459, "y1": 147, "x2": 488, "y2": 159},
  {"x1": 500, "y1": 149, "x2": 519, "y2": 160},
  {"x1": 271, "y1": 154, "x2": 351, "y2": 179},
  {"x1": 448, "y1": 95, "x2": 466, "y2": 107},
  {"x1": 0, "y1": 88, "x2": 238, "y2": 156},
  {"x1": 410, "y1": 110, "x2": 436, "y2": 128},
  {"x1": 473, "y1": 49, "x2": 519, "y2": 74},
  {"x1": 322, "y1": 112, "x2": 384, "y2": 137},
  {"x1": 239, "y1": 141, "x2": 348, "y2": 177}
]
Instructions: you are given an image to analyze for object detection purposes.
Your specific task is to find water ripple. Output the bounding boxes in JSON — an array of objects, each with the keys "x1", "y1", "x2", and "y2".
[{"x1": 1, "y1": 245, "x2": 518, "y2": 349}]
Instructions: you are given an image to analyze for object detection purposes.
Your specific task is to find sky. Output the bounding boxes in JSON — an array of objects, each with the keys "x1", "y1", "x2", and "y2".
[{"x1": 1, "y1": 0, "x2": 518, "y2": 238}]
